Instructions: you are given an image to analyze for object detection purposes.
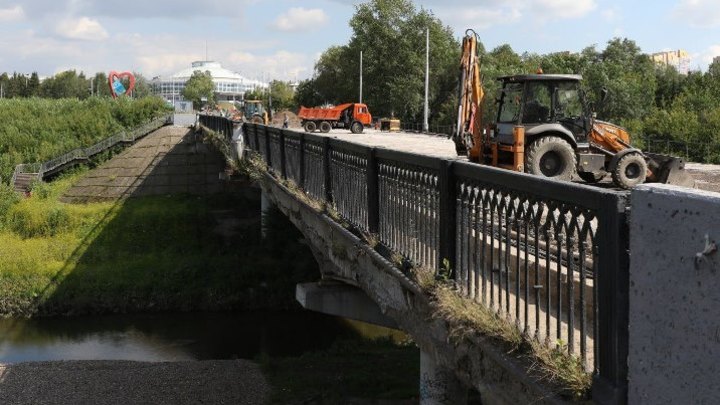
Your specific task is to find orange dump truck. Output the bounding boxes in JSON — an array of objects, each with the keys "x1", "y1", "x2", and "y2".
[{"x1": 298, "y1": 103, "x2": 372, "y2": 134}]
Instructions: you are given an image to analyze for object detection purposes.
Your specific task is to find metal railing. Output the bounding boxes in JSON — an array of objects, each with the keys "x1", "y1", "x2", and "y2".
[
  {"x1": 243, "y1": 121, "x2": 630, "y2": 404},
  {"x1": 400, "y1": 122, "x2": 454, "y2": 137},
  {"x1": 11, "y1": 114, "x2": 171, "y2": 186},
  {"x1": 198, "y1": 114, "x2": 238, "y2": 140}
]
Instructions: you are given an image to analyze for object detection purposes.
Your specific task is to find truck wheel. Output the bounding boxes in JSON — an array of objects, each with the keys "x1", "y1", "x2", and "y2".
[
  {"x1": 304, "y1": 121, "x2": 317, "y2": 132},
  {"x1": 350, "y1": 121, "x2": 364, "y2": 134},
  {"x1": 525, "y1": 136, "x2": 576, "y2": 181},
  {"x1": 578, "y1": 171, "x2": 606, "y2": 183},
  {"x1": 611, "y1": 152, "x2": 647, "y2": 189},
  {"x1": 319, "y1": 121, "x2": 332, "y2": 133}
]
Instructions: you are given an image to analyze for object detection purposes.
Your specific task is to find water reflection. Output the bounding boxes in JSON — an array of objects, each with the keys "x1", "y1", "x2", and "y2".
[{"x1": 0, "y1": 311, "x2": 364, "y2": 364}]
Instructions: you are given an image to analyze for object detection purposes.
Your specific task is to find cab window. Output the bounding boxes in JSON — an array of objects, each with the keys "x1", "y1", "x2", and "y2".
[
  {"x1": 498, "y1": 83, "x2": 523, "y2": 123},
  {"x1": 522, "y1": 82, "x2": 552, "y2": 123}
]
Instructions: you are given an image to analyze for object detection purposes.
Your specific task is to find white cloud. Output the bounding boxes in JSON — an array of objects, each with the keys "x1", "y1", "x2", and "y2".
[
  {"x1": 674, "y1": 0, "x2": 720, "y2": 28},
  {"x1": 272, "y1": 7, "x2": 327, "y2": 32},
  {"x1": 0, "y1": 5, "x2": 24, "y2": 21},
  {"x1": 529, "y1": 0, "x2": 597, "y2": 19},
  {"x1": 699, "y1": 45, "x2": 720, "y2": 65},
  {"x1": 55, "y1": 17, "x2": 109, "y2": 41}
]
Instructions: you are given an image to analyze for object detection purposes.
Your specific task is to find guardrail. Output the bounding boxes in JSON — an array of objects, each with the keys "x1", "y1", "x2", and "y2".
[
  {"x1": 243, "y1": 122, "x2": 630, "y2": 404},
  {"x1": 11, "y1": 114, "x2": 171, "y2": 186},
  {"x1": 197, "y1": 114, "x2": 238, "y2": 140}
]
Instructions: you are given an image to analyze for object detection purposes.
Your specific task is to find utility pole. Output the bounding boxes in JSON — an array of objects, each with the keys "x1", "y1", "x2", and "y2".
[
  {"x1": 423, "y1": 27, "x2": 430, "y2": 132},
  {"x1": 359, "y1": 50, "x2": 363, "y2": 104}
]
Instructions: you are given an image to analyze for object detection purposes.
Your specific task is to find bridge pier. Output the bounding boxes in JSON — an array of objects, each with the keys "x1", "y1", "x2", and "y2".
[
  {"x1": 260, "y1": 190, "x2": 272, "y2": 238},
  {"x1": 420, "y1": 351, "x2": 468, "y2": 405}
]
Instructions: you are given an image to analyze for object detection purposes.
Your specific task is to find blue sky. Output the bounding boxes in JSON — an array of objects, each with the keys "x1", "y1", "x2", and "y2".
[{"x1": 0, "y1": 0, "x2": 718, "y2": 82}]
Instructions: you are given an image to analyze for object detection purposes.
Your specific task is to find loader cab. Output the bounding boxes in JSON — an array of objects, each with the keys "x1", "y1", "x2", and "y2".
[{"x1": 494, "y1": 75, "x2": 589, "y2": 146}]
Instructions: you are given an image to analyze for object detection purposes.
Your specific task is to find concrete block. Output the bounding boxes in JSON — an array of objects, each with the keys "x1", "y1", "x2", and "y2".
[
  {"x1": 629, "y1": 184, "x2": 720, "y2": 404},
  {"x1": 296, "y1": 282, "x2": 398, "y2": 329}
]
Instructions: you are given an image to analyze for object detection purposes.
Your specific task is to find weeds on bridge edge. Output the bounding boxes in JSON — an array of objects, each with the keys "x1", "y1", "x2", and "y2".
[{"x1": 240, "y1": 148, "x2": 592, "y2": 400}]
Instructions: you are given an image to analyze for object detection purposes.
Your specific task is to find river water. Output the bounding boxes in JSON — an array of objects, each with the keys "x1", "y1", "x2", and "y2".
[{"x1": 0, "y1": 311, "x2": 396, "y2": 364}]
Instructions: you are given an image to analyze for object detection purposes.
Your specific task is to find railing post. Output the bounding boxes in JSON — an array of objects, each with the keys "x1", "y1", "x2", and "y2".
[
  {"x1": 323, "y1": 137, "x2": 333, "y2": 204},
  {"x1": 264, "y1": 125, "x2": 272, "y2": 167},
  {"x1": 593, "y1": 193, "x2": 629, "y2": 405},
  {"x1": 279, "y1": 130, "x2": 287, "y2": 179},
  {"x1": 438, "y1": 159, "x2": 457, "y2": 275},
  {"x1": 299, "y1": 133, "x2": 306, "y2": 189},
  {"x1": 367, "y1": 147, "x2": 379, "y2": 234}
]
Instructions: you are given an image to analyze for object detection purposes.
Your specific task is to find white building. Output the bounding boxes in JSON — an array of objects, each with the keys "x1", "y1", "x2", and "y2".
[{"x1": 151, "y1": 61, "x2": 268, "y2": 103}]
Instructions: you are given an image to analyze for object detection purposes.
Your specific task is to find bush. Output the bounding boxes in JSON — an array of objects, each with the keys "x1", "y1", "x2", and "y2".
[{"x1": 0, "y1": 97, "x2": 171, "y2": 181}]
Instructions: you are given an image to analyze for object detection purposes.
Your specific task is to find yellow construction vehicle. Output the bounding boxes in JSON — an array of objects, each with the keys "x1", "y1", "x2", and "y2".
[
  {"x1": 242, "y1": 100, "x2": 269, "y2": 125},
  {"x1": 455, "y1": 29, "x2": 694, "y2": 189}
]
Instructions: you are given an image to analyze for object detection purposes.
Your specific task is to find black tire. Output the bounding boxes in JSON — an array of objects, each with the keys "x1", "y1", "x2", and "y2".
[
  {"x1": 304, "y1": 121, "x2": 317, "y2": 133},
  {"x1": 611, "y1": 153, "x2": 647, "y2": 189},
  {"x1": 350, "y1": 121, "x2": 363, "y2": 134},
  {"x1": 525, "y1": 136, "x2": 577, "y2": 181},
  {"x1": 319, "y1": 121, "x2": 332, "y2": 133},
  {"x1": 578, "y1": 171, "x2": 606, "y2": 183}
]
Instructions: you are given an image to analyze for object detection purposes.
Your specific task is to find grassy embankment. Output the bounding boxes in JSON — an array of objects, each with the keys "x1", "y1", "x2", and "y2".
[
  {"x1": 0, "y1": 170, "x2": 324, "y2": 317},
  {"x1": 0, "y1": 97, "x2": 170, "y2": 181}
]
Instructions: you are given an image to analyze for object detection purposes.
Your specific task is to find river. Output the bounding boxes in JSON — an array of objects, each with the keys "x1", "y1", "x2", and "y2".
[{"x1": 0, "y1": 311, "x2": 400, "y2": 364}]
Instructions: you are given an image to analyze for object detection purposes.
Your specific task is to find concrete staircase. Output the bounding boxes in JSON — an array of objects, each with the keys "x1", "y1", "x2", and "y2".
[{"x1": 13, "y1": 173, "x2": 39, "y2": 193}]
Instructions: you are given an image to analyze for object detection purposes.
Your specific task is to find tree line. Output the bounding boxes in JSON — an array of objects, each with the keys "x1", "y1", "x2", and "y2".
[
  {"x1": 294, "y1": 0, "x2": 720, "y2": 163},
  {"x1": 0, "y1": 70, "x2": 153, "y2": 99}
]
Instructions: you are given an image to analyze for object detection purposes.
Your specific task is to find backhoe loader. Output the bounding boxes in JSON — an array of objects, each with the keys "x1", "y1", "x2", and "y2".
[{"x1": 454, "y1": 29, "x2": 695, "y2": 189}]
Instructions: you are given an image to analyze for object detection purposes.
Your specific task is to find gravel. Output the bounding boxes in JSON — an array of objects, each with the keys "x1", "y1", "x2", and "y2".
[{"x1": 0, "y1": 360, "x2": 270, "y2": 405}]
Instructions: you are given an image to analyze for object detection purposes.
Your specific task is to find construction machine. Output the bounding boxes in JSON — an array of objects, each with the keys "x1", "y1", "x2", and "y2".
[
  {"x1": 298, "y1": 103, "x2": 372, "y2": 133},
  {"x1": 243, "y1": 100, "x2": 269, "y2": 125},
  {"x1": 454, "y1": 29, "x2": 694, "y2": 189}
]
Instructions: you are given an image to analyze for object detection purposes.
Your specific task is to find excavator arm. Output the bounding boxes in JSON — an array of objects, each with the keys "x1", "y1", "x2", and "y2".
[{"x1": 455, "y1": 30, "x2": 484, "y2": 161}]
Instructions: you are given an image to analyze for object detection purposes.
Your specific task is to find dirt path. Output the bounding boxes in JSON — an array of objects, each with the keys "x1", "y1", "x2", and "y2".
[{"x1": 62, "y1": 126, "x2": 226, "y2": 203}]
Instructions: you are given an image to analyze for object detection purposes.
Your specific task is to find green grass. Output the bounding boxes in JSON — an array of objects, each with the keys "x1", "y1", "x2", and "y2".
[
  {"x1": 0, "y1": 97, "x2": 171, "y2": 181},
  {"x1": 0, "y1": 170, "x2": 320, "y2": 317}
]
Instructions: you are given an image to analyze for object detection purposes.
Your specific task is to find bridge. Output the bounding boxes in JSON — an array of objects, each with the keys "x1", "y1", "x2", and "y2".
[{"x1": 199, "y1": 115, "x2": 720, "y2": 405}]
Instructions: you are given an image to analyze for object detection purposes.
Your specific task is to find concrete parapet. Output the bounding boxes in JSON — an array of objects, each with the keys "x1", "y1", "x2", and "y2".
[{"x1": 629, "y1": 184, "x2": 720, "y2": 404}]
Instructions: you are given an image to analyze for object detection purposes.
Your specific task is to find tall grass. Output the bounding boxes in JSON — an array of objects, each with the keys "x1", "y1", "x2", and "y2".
[
  {"x1": 0, "y1": 171, "x2": 320, "y2": 317},
  {"x1": 0, "y1": 97, "x2": 170, "y2": 181}
]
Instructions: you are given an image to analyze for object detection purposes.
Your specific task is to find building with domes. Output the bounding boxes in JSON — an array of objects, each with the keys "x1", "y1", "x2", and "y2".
[{"x1": 151, "y1": 60, "x2": 268, "y2": 103}]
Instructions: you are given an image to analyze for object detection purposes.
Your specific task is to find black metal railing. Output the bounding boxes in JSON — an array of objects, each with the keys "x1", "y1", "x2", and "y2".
[
  {"x1": 198, "y1": 114, "x2": 237, "y2": 140},
  {"x1": 242, "y1": 121, "x2": 629, "y2": 404}
]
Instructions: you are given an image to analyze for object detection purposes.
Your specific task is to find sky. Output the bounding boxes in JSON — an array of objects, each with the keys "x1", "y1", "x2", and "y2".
[{"x1": 0, "y1": 0, "x2": 719, "y2": 82}]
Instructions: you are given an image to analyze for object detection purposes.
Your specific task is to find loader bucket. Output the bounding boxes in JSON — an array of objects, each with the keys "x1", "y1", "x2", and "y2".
[{"x1": 645, "y1": 152, "x2": 696, "y2": 188}]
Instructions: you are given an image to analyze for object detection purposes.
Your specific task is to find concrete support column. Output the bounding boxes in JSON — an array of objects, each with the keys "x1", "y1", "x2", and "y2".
[
  {"x1": 261, "y1": 190, "x2": 272, "y2": 239},
  {"x1": 420, "y1": 350, "x2": 467, "y2": 405}
]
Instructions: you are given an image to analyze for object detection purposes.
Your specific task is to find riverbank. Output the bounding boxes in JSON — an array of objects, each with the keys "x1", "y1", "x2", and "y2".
[
  {"x1": 0, "y1": 360, "x2": 270, "y2": 405},
  {"x1": 0, "y1": 168, "x2": 318, "y2": 317}
]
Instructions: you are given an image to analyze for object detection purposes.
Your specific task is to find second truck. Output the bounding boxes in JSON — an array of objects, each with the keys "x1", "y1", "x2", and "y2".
[{"x1": 454, "y1": 29, "x2": 694, "y2": 189}]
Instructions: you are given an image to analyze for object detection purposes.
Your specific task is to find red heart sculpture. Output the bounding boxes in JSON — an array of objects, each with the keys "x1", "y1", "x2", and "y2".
[{"x1": 108, "y1": 71, "x2": 136, "y2": 98}]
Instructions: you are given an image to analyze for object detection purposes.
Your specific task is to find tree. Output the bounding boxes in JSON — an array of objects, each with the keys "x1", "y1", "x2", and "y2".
[
  {"x1": 132, "y1": 72, "x2": 153, "y2": 98},
  {"x1": 40, "y1": 70, "x2": 90, "y2": 99},
  {"x1": 182, "y1": 70, "x2": 214, "y2": 107},
  {"x1": 301, "y1": 0, "x2": 460, "y2": 124}
]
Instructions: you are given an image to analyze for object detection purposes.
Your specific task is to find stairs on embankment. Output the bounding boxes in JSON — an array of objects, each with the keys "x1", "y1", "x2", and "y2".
[{"x1": 13, "y1": 173, "x2": 39, "y2": 194}]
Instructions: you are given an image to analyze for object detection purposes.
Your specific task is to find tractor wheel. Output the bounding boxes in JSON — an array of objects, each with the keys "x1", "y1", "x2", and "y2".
[
  {"x1": 525, "y1": 136, "x2": 577, "y2": 181},
  {"x1": 350, "y1": 121, "x2": 364, "y2": 134},
  {"x1": 611, "y1": 152, "x2": 647, "y2": 189},
  {"x1": 304, "y1": 121, "x2": 317, "y2": 133},
  {"x1": 578, "y1": 171, "x2": 606, "y2": 183},
  {"x1": 319, "y1": 121, "x2": 332, "y2": 133}
]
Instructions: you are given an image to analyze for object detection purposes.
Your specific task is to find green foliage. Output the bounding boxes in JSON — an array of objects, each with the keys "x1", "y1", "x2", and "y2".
[
  {"x1": 0, "y1": 172, "x2": 320, "y2": 316},
  {"x1": 182, "y1": 70, "x2": 215, "y2": 107},
  {"x1": 0, "y1": 97, "x2": 170, "y2": 181},
  {"x1": 296, "y1": 0, "x2": 460, "y2": 124}
]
